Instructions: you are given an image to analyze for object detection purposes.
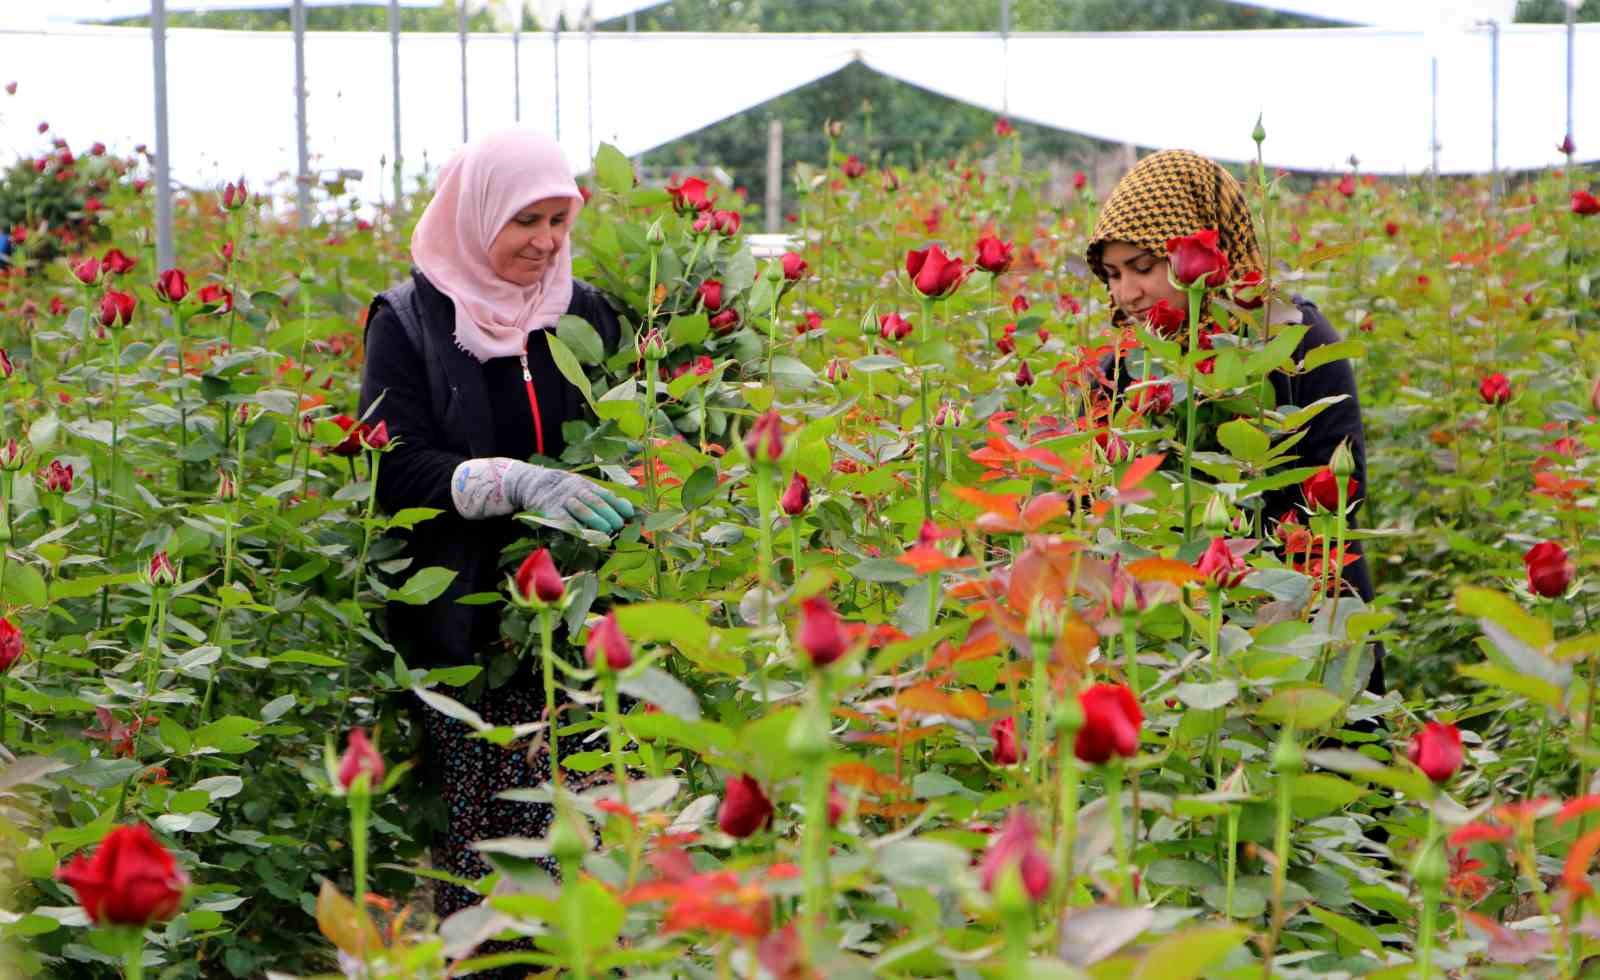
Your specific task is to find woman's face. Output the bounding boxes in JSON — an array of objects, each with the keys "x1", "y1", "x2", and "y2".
[
  {"x1": 1099, "y1": 241, "x2": 1187, "y2": 322},
  {"x1": 487, "y1": 196, "x2": 572, "y2": 287}
]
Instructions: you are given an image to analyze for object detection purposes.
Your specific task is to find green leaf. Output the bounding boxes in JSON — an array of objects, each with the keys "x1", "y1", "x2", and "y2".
[
  {"x1": 617, "y1": 666, "x2": 702, "y2": 721},
  {"x1": 1458, "y1": 663, "x2": 1563, "y2": 709},
  {"x1": 1256, "y1": 686, "x2": 1343, "y2": 729},
  {"x1": 421, "y1": 665, "x2": 482, "y2": 688},
  {"x1": 1130, "y1": 925, "x2": 1250, "y2": 980},
  {"x1": 1308, "y1": 905, "x2": 1383, "y2": 954},
  {"x1": 595, "y1": 401, "x2": 645, "y2": 439},
  {"x1": 190, "y1": 716, "x2": 261, "y2": 754},
  {"x1": 0, "y1": 560, "x2": 47, "y2": 610},
  {"x1": 386, "y1": 507, "x2": 443, "y2": 530},
  {"x1": 1456, "y1": 585, "x2": 1553, "y2": 651},
  {"x1": 624, "y1": 714, "x2": 737, "y2": 756},
  {"x1": 1300, "y1": 339, "x2": 1365, "y2": 373},
  {"x1": 545, "y1": 332, "x2": 596, "y2": 411},
  {"x1": 1173, "y1": 680, "x2": 1239, "y2": 711},
  {"x1": 1243, "y1": 323, "x2": 1309, "y2": 375},
  {"x1": 613, "y1": 602, "x2": 713, "y2": 658},
  {"x1": 1278, "y1": 395, "x2": 1348, "y2": 432},
  {"x1": 875, "y1": 838, "x2": 968, "y2": 890},
  {"x1": 556, "y1": 315, "x2": 605, "y2": 365},
  {"x1": 849, "y1": 558, "x2": 917, "y2": 583},
  {"x1": 668, "y1": 312, "x2": 709, "y2": 348},
  {"x1": 681, "y1": 466, "x2": 719, "y2": 510},
  {"x1": 1216, "y1": 419, "x2": 1270, "y2": 464},
  {"x1": 1146, "y1": 858, "x2": 1221, "y2": 889},
  {"x1": 390, "y1": 566, "x2": 457, "y2": 606},
  {"x1": 592, "y1": 142, "x2": 635, "y2": 196}
]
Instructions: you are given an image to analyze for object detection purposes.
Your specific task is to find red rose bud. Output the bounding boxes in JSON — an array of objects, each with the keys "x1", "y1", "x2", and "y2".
[
  {"x1": 1073, "y1": 683, "x2": 1143, "y2": 765},
  {"x1": 934, "y1": 401, "x2": 962, "y2": 428},
  {"x1": 797, "y1": 311, "x2": 822, "y2": 335},
  {"x1": 1301, "y1": 467, "x2": 1357, "y2": 512},
  {"x1": 1478, "y1": 372, "x2": 1512, "y2": 406},
  {"x1": 0, "y1": 438, "x2": 30, "y2": 471},
  {"x1": 1406, "y1": 721, "x2": 1462, "y2": 784},
  {"x1": 718, "y1": 774, "x2": 774, "y2": 838},
  {"x1": 0, "y1": 617, "x2": 23, "y2": 673},
  {"x1": 905, "y1": 244, "x2": 966, "y2": 298},
  {"x1": 56, "y1": 824, "x2": 189, "y2": 926},
  {"x1": 1195, "y1": 536, "x2": 1249, "y2": 589},
  {"x1": 220, "y1": 179, "x2": 249, "y2": 211},
  {"x1": 195, "y1": 284, "x2": 233, "y2": 315},
  {"x1": 101, "y1": 248, "x2": 136, "y2": 276},
  {"x1": 779, "y1": 472, "x2": 810, "y2": 516},
  {"x1": 155, "y1": 268, "x2": 189, "y2": 303},
  {"x1": 990, "y1": 716, "x2": 1022, "y2": 765},
  {"x1": 1129, "y1": 381, "x2": 1173, "y2": 416},
  {"x1": 978, "y1": 808, "x2": 1052, "y2": 902},
  {"x1": 1560, "y1": 134, "x2": 1578, "y2": 155},
  {"x1": 1336, "y1": 173, "x2": 1356, "y2": 197},
  {"x1": 41, "y1": 459, "x2": 73, "y2": 493},
  {"x1": 797, "y1": 594, "x2": 847, "y2": 668},
  {"x1": 511, "y1": 552, "x2": 560, "y2": 605},
  {"x1": 1232, "y1": 269, "x2": 1265, "y2": 309},
  {"x1": 709, "y1": 308, "x2": 740, "y2": 333},
  {"x1": 994, "y1": 117, "x2": 1014, "y2": 137},
  {"x1": 779, "y1": 251, "x2": 808, "y2": 280},
  {"x1": 1384, "y1": 221, "x2": 1399, "y2": 238},
  {"x1": 585, "y1": 611, "x2": 633, "y2": 670},
  {"x1": 336, "y1": 727, "x2": 386, "y2": 791},
  {"x1": 878, "y1": 312, "x2": 912, "y2": 341},
  {"x1": 1096, "y1": 429, "x2": 1131, "y2": 463},
  {"x1": 0, "y1": 348, "x2": 12, "y2": 379},
  {"x1": 1524, "y1": 540, "x2": 1575, "y2": 599},
  {"x1": 974, "y1": 234, "x2": 1014, "y2": 275},
  {"x1": 71, "y1": 256, "x2": 102, "y2": 285},
  {"x1": 329, "y1": 414, "x2": 368, "y2": 457},
  {"x1": 360, "y1": 419, "x2": 390, "y2": 451},
  {"x1": 691, "y1": 210, "x2": 715, "y2": 236},
  {"x1": 712, "y1": 210, "x2": 741, "y2": 236},
  {"x1": 667, "y1": 176, "x2": 713, "y2": 213},
  {"x1": 147, "y1": 550, "x2": 178, "y2": 588},
  {"x1": 1165, "y1": 229, "x2": 1230, "y2": 289},
  {"x1": 1572, "y1": 190, "x2": 1600, "y2": 216},
  {"x1": 1073, "y1": 170, "x2": 1088, "y2": 191},
  {"x1": 216, "y1": 468, "x2": 237, "y2": 502},
  {"x1": 219, "y1": 240, "x2": 235, "y2": 263},
  {"x1": 841, "y1": 154, "x2": 865, "y2": 179},
  {"x1": 1144, "y1": 298, "x2": 1185, "y2": 338},
  {"x1": 825, "y1": 357, "x2": 850, "y2": 383},
  {"x1": 996, "y1": 324, "x2": 1016, "y2": 355},
  {"x1": 1014, "y1": 361, "x2": 1034, "y2": 387},
  {"x1": 696, "y1": 279, "x2": 724, "y2": 312},
  {"x1": 827, "y1": 784, "x2": 847, "y2": 827},
  {"x1": 2, "y1": 83, "x2": 13, "y2": 96},
  {"x1": 744, "y1": 410, "x2": 785, "y2": 464},
  {"x1": 880, "y1": 169, "x2": 900, "y2": 192}
]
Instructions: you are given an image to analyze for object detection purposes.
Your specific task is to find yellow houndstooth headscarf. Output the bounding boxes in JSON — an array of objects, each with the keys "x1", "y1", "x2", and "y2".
[{"x1": 1086, "y1": 149, "x2": 1263, "y2": 325}]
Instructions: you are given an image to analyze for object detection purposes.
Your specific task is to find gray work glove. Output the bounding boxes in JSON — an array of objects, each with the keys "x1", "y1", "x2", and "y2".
[{"x1": 449, "y1": 457, "x2": 634, "y2": 532}]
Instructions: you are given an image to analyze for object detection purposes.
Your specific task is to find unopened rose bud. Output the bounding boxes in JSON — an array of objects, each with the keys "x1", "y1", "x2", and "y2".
[
  {"x1": 1252, "y1": 114, "x2": 1266, "y2": 145},
  {"x1": 638, "y1": 328, "x2": 668, "y2": 362},
  {"x1": 1329, "y1": 441, "x2": 1356, "y2": 479},
  {"x1": 216, "y1": 468, "x2": 238, "y2": 502},
  {"x1": 824, "y1": 118, "x2": 843, "y2": 140},
  {"x1": 0, "y1": 438, "x2": 32, "y2": 472},
  {"x1": 825, "y1": 358, "x2": 850, "y2": 384},
  {"x1": 645, "y1": 217, "x2": 666, "y2": 247},
  {"x1": 146, "y1": 550, "x2": 179, "y2": 589},
  {"x1": 1025, "y1": 598, "x2": 1061, "y2": 647},
  {"x1": 1202, "y1": 494, "x2": 1231, "y2": 535},
  {"x1": 934, "y1": 401, "x2": 963, "y2": 428}
]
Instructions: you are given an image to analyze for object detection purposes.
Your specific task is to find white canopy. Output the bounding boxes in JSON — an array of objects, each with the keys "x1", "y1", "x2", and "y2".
[
  {"x1": 1224, "y1": 0, "x2": 1519, "y2": 28},
  {"x1": 0, "y1": 22, "x2": 1592, "y2": 206},
  {"x1": 0, "y1": 0, "x2": 436, "y2": 28}
]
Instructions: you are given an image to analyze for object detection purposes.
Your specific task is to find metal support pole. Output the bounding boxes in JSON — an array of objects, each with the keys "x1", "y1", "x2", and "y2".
[
  {"x1": 459, "y1": 0, "x2": 469, "y2": 142},
  {"x1": 765, "y1": 118, "x2": 782, "y2": 234},
  {"x1": 1430, "y1": 54, "x2": 1440, "y2": 190},
  {"x1": 999, "y1": 0, "x2": 1010, "y2": 115},
  {"x1": 584, "y1": 3, "x2": 595, "y2": 162},
  {"x1": 151, "y1": 0, "x2": 173, "y2": 269},
  {"x1": 1490, "y1": 20, "x2": 1500, "y2": 206},
  {"x1": 553, "y1": 28, "x2": 562, "y2": 142},
  {"x1": 389, "y1": 0, "x2": 403, "y2": 209},
  {"x1": 513, "y1": 6, "x2": 522, "y2": 122},
  {"x1": 292, "y1": 0, "x2": 310, "y2": 226},
  {"x1": 1567, "y1": 0, "x2": 1577, "y2": 149}
]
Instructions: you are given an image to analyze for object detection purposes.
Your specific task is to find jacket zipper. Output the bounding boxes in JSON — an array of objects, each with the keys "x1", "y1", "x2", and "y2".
[{"x1": 518, "y1": 350, "x2": 546, "y2": 457}]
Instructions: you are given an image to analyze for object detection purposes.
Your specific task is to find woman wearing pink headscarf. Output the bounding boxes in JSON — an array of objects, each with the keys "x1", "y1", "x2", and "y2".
[{"x1": 358, "y1": 128, "x2": 631, "y2": 941}]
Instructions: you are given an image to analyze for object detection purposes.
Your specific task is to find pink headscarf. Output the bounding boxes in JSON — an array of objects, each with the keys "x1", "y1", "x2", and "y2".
[{"x1": 411, "y1": 128, "x2": 583, "y2": 363}]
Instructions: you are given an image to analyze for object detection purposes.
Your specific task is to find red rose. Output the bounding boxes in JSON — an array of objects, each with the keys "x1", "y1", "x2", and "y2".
[
  {"x1": 1478, "y1": 372, "x2": 1512, "y2": 406},
  {"x1": 841, "y1": 154, "x2": 865, "y2": 179},
  {"x1": 585, "y1": 611, "x2": 633, "y2": 670},
  {"x1": 336, "y1": 728, "x2": 386, "y2": 791},
  {"x1": 1129, "y1": 381, "x2": 1173, "y2": 416},
  {"x1": 1014, "y1": 361, "x2": 1034, "y2": 387},
  {"x1": 797, "y1": 311, "x2": 822, "y2": 335},
  {"x1": 1144, "y1": 299, "x2": 1185, "y2": 338},
  {"x1": 878, "y1": 312, "x2": 912, "y2": 341},
  {"x1": 993, "y1": 117, "x2": 1014, "y2": 137},
  {"x1": 696, "y1": 279, "x2": 724, "y2": 312},
  {"x1": 1406, "y1": 721, "x2": 1462, "y2": 784},
  {"x1": 71, "y1": 256, "x2": 102, "y2": 285},
  {"x1": 1572, "y1": 190, "x2": 1600, "y2": 216},
  {"x1": 56, "y1": 824, "x2": 189, "y2": 925},
  {"x1": 978, "y1": 809, "x2": 1051, "y2": 901},
  {"x1": 221, "y1": 181, "x2": 246, "y2": 211},
  {"x1": 712, "y1": 210, "x2": 741, "y2": 236},
  {"x1": 744, "y1": 410, "x2": 784, "y2": 463},
  {"x1": 1010, "y1": 294, "x2": 1030, "y2": 314},
  {"x1": 1232, "y1": 269, "x2": 1265, "y2": 310},
  {"x1": 41, "y1": 459, "x2": 73, "y2": 493},
  {"x1": 514, "y1": 548, "x2": 565, "y2": 605},
  {"x1": 667, "y1": 176, "x2": 713, "y2": 213},
  {"x1": 196, "y1": 284, "x2": 233, "y2": 315},
  {"x1": 974, "y1": 234, "x2": 1013, "y2": 275},
  {"x1": 1073, "y1": 171, "x2": 1087, "y2": 191},
  {"x1": 904, "y1": 245, "x2": 966, "y2": 298},
  {"x1": 1301, "y1": 467, "x2": 1358, "y2": 512},
  {"x1": 996, "y1": 323, "x2": 1016, "y2": 355},
  {"x1": 1336, "y1": 174, "x2": 1355, "y2": 197},
  {"x1": 1559, "y1": 134, "x2": 1577, "y2": 155},
  {"x1": 0, "y1": 349, "x2": 10, "y2": 380},
  {"x1": 1073, "y1": 683, "x2": 1142, "y2": 765},
  {"x1": 718, "y1": 774, "x2": 773, "y2": 838},
  {"x1": 709, "y1": 308, "x2": 740, "y2": 333},
  {"x1": 1524, "y1": 540, "x2": 1574, "y2": 599},
  {"x1": 329, "y1": 414, "x2": 369, "y2": 457},
  {"x1": 779, "y1": 251, "x2": 808, "y2": 280},
  {"x1": 1195, "y1": 536, "x2": 1249, "y2": 589},
  {"x1": 154, "y1": 268, "x2": 189, "y2": 303},
  {"x1": 0, "y1": 616, "x2": 23, "y2": 673},
  {"x1": 1166, "y1": 229, "x2": 1230, "y2": 289},
  {"x1": 797, "y1": 594, "x2": 848, "y2": 668},
  {"x1": 146, "y1": 550, "x2": 178, "y2": 588},
  {"x1": 990, "y1": 716, "x2": 1022, "y2": 766},
  {"x1": 1095, "y1": 429, "x2": 1131, "y2": 464},
  {"x1": 691, "y1": 355, "x2": 714, "y2": 376},
  {"x1": 825, "y1": 357, "x2": 850, "y2": 383},
  {"x1": 101, "y1": 248, "x2": 136, "y2": 276},
  {"x1": 779, "y1": 472, "x2": 809, "y2": 516},
  {"x1": 1384, "y1": 221, "x2": 1399, "y2": 237},
  {"x1": 97, "y1": 289, "x2": 136, "y2": 328}
]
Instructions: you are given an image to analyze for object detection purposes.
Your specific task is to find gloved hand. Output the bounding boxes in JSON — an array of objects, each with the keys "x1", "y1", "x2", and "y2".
[{"x1": 450, "y1": 457, "x2": 635, "y2": 532}]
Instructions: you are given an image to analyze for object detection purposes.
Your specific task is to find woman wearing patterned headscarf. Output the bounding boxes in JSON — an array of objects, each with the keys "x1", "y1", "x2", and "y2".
[
  {"x1": 357, "y1": 128, "x2": 633, "y2": 968},
  {"x1": 1086, "y1": 149, "x2": 1384, "y2": 693}
]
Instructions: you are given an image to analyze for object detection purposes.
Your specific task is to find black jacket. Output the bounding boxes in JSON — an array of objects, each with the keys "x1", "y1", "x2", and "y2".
[
  {"x1": 359, "y1": 270, "x2": 622, "y2": 669},
  {"x1": 1099, "y1": 297, "x2": 1383, "y2": 690}
]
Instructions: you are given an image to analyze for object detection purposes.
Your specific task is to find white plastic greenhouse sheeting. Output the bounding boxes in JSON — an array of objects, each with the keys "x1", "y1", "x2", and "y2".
[
  {"x1": 0, "y1": 0, "x2": 435, "y2": 27},
  {"x1": 0, "y1": 24, "x2": 1593, "y2": 205},
  {"x1": 860, "y1": 25, "x2": 1596, "y2": 175},
  {"x1": 1222, "y1": 0, "x2": 1519, "y2": 28}
]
